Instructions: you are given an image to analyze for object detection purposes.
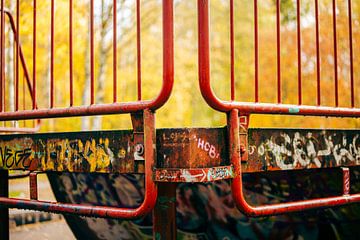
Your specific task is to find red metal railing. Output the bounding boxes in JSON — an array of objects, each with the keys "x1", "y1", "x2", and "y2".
[
  {"x1": 0, "y1": 109, "x2": 158, "y2": 219},
  {"x1": 198, "y1": 0, "x2": 360, "y2": 216},
  {"x1": 0, "y1": 9, "x2": 39, "y2": 132},
  {"x1": 229, "y1": 109, "x2": 360, "y2": 217},
  {"x1": 198, "y1": 0, "x2": 359, "y2": 117},
  {"x1": 0, "y1": 0, "x2": 174, "y2": 121},
  {"x1": 0, "y1": 109, "x2": 157, "y2": 219},
  {"x1": 0, "y1": 0, "x2": 174, "y2": 220}
]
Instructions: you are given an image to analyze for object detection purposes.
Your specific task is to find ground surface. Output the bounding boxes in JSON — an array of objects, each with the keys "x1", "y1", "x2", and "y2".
[
  {"x1": 9, "y1": 174, "x2": 75, "y2": 240},
  {"x1": 10, "y1": 218, "x2": 75, "y2": 240}
]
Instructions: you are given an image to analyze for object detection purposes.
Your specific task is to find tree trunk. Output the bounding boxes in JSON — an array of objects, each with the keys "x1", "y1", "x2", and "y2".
[{"x1": 93, "y1": 0, "x2": 112, "y2": 130}]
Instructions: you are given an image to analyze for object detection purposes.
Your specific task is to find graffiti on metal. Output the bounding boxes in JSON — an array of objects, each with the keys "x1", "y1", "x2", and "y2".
[
  {"x1": 49, "y1": 170, "x2": 360, "y2": 239},
  {"x1": 0, "y1": 128, "x2": 228, "y2": 173},
  {"x1": 4, "y1": 128, "x2": 359, "y2": 174},
  {"x1": 0, "y1": 131, "x2": 140, "y2": 173},
  {"x1": 158, "y1": 128, "x2": 226, "y2": 169},
  {"x1": 155, "y1": 166, "x2": 234, "y2": 182},
  {"x1": 247, "y1": 129, "x2": 360, "y2": 172}
]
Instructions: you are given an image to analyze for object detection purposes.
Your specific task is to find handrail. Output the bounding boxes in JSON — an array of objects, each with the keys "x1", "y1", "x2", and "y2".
[
  {"x1": 198, "y1": 0, "x2": 360, "y2": 117},
  {"x1": 0, "y1": 0, "x2": 173, "y2": 121},
  {"x1": 0, "y1": 109, "x2": 157, "y2": 219},
  {"x1": 229, "y1": 109, "x2": 360, "y2": 217}
]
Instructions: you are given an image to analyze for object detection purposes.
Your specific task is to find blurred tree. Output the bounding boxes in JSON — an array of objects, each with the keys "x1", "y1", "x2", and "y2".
[{"x1": 0, "y1": 0, "x2": 359, "y2": 130}]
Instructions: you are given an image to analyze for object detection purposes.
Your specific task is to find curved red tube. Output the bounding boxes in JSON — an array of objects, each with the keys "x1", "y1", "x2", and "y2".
[
  {"x1": 229, "y1": 109, "x2": 360, "y2": 217},
  {"x1": 0, "y1": 0, "x2": 173, "y2": 121},
  {"x1": 198, "y1": 0, "x2": 360, "y2": 118},
  {"x1": 0, "y1": 109, "x2": 157, "y2": 219}
]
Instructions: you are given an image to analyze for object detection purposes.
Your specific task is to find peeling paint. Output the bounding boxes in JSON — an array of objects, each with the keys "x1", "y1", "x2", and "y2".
[{"x1": 289, "y1": 107, "x2": 300, "y2": 114}]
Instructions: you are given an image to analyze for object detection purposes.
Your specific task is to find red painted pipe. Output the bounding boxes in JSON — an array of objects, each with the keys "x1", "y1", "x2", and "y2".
[
  {"x1": 0, "y1": 0, "x2": 173, "y2": 121},
  {"x1": 198, "y1": 0, "x2": 360, "y2": 117},
  {"x1": 90, "y1": 0, "x2": 95, "y2": 105},
  {"x1": 315, "y1": 0, "x2": 321, "y2": 106},
  {"x1": 4, "y1": 10, "x2": 34, "y2": 105},
  {"x1": 0, "y1": 110, "x2": 157, "y2": 219},
  {"x1": 33, "y1": 0, "x2": 37, "y2": 110},
  {"x1": 0, "y1": 0, "x2": 4, "y2": 113},
  {"x1": 276, "y1": 0, "x2": 281, "y2": 104},
  {"x1": 332, "y1": 0, "x2": 338, "y2": 107},
  {"x1": 297, "y1": 0, "x2": 302, "y2": 105},
  {"x1": 136, "y1": 0, "x2": 142, "y2": 101},
  {"x1": 50, "y1": 0, "x2": 54, "y2": 108},
  {"x1": 254, "y1": 0, "x2": 258, "y2": 103},
  {"x1": 15, "y1": 0, "x2": 20, "y2": 111},
  {"x1": 230, "y1": 0, "x2": 235, "y2": 101},
  {"x1": 229, "y1": 109, "x2": 360, "y2": 217},
  {"x1": 0, "y1": 10, "x2": 40, "y2": 132},
  {"x1": 113, "y1": 0, "x2": 117, "y2": 103},
  {"x1": 348, "y1": 0, "x2": 354, "y2": 107},
  {"x1": 69, "y1": 0, "x2": 73, "y2": 107}
]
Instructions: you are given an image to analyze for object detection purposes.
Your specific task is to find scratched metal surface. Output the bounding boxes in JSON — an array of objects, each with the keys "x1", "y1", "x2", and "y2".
[
  {"x1": 0, "y1": 130, "x2": 137, "y2": 173},
  {"x1": 246, "y1": 129, "x2": 360, "y2": 172},
  {"x1": 48, "y1": 168, "x2": 360, "y2": 239},
  {"x1": 0, "y1": 128, "x2": 228, "y2": 174},
  {"x1": 157, "y1": 128, "x2": 227, "y2": 168},
  {"x1": 1, "y1": 128, "x2": 360, "y2": 174}
]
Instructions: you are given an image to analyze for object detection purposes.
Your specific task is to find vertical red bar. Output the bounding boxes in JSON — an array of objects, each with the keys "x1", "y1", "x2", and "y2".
[
  {"x1": 29, "y1": 172, "x2": 38, "y2": 200},
  {"x1": 113, "y1": 0, "x2": 117, "y2": 103},
  {"x1": 23, "y1": 70, "x2": 25, "y2": 111},
  {"x1": 90, "y1": 0, "x2": 95, "y2": 105},
  {"x1": 254, "y1": 0, "x2": 258, "y2": 103},
  {"x1": 315, "y1": 0, "x2": 321, "y2": 106},
  {"x1": 16, "y1": 0, "x2": 19, "y2": 111},
  {"x1": 276, "y1": 0, "x2": 281, "y2": 103},
  {"x1": 50, "y1": 0, "x2": 54, "y2": 108},
  {"x1": 348, "y1": 0, "x2": 354, "y2": 107},
  {"x1": 297, "y1": 0, "x2": 302, "y2": 105},
  {"x1": 136, "y1": 0, "x2": 141, "y2": 101},
  {"x1": 33, "y1": 0, "x2": 37, "y2": 110},
  {"x1": 333, "y1": 0, "x2": 338, "y2": 107},
  {"x1": 0, "y1": 0, "x2": 4, "y2": 112},
  {"x1": 162, "y1": 0, "x2": 174, "y2": 109},
  {"x1": 2, "y1": 18, "x2": 4, "y2": 115},
  {"x1": 230, "y1": 0, "x2": 235, "y2": 101},
  {"x1": 69, "y1": 0, "x2": 73, "y2": 107}
]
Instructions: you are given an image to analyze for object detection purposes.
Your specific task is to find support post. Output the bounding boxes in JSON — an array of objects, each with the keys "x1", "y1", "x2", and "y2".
[
  {"x1": 153, "y1": 183, "x2": 177, "y2": 240},
  {"x1": 0, "y1": 170, "x2": 9, "y2": 240}
]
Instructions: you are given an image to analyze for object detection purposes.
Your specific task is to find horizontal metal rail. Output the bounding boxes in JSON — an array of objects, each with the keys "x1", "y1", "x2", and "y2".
[
  {"x1": 0, "y1": 109, "x2": 157, "y2": 219},
  {"x1": 198, "y1": 0, "x2": 359, "y2": 117},
  {"x1": 0, "y1": 0, "x2": 173, "y2": 121},
  {"x1": 229, "y1": 109, "x2": 360, "y2": 217},
  {"x1": 2, "y1": 127, "x2": 360, "y2": 174}
]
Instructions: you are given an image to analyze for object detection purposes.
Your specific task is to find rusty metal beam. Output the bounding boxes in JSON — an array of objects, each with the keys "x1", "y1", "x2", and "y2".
[{"x1": 1, "y1": 127, "x2": 360, "y2": 175}]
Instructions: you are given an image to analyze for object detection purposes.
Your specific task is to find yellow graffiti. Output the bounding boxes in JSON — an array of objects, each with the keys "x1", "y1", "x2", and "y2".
[{"x1": 0, "y1": 136, "x2": 123, "y2": 173}]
